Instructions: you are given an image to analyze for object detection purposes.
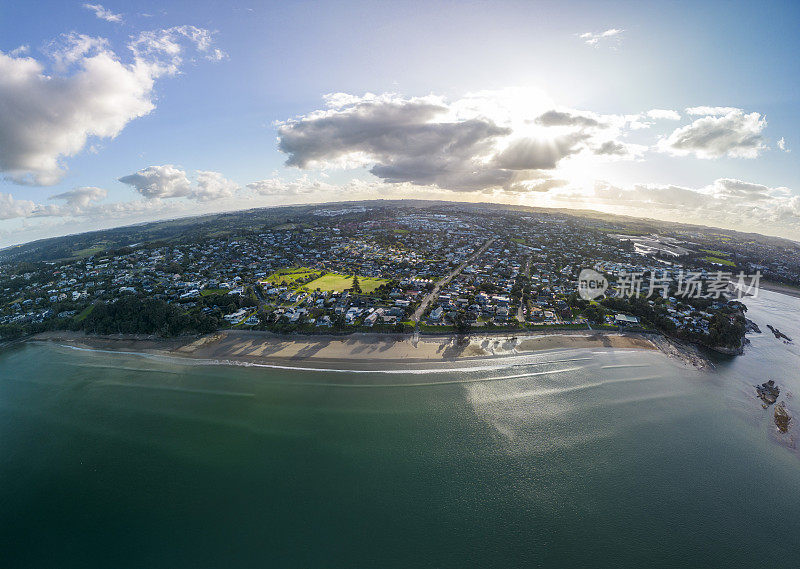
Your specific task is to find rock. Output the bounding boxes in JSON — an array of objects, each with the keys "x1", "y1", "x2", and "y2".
[
  {"x1": 745, "y1": 319, "x2": 761, "y2": 333},
  {"x1": 766, "y1": 325, "x2": 792, "y2": 342},
  {"x1": 756, "y1": 380, "x2": 780, "y2": 405},
  {"x1": 774, "y1": 402, "x2": 792, "y2": 433},
  {"x1": 711, "y1": 338, "x2": 745, "y2": 355}
]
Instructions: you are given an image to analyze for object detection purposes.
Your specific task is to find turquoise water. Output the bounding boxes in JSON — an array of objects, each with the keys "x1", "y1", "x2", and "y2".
[{"x1": 2, "y1": 291, "x2": 800, "y2": 568}]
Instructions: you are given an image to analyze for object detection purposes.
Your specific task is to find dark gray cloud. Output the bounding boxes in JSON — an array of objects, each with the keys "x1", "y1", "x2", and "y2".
[
  {"x1": 594, "y1": 140, "x2": 627, "y2": 155},
  {"x1": 494, "y1": 134, "x2": 588, "y2": 170},
  {"x1": 278, "y1": 100, "x2": 507, "y2": 168},
  {"x1": 535, "y1": 110, "x2": 601, "y2": 128},
  {"x1": 711, "y1": 178, "x2": 773, "y2": 200},
  {"x1": 503, "y1": 177, "x2": 569, "y2": 194},
  {"x1": 276, "y1": 96, "x2": 601, "y2": 192}
]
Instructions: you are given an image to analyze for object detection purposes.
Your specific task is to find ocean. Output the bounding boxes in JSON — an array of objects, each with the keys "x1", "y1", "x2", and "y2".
[{"x1": 2, "y1": 290, "x2": 800, "y2": 568}]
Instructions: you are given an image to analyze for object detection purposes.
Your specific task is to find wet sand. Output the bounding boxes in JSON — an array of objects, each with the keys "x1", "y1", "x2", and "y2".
[{"x1": 29, "y1": 329, "x2": 676, "y2": 371}]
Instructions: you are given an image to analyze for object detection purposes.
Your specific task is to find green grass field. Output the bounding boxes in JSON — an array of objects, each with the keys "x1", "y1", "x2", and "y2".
[
  {"x1": 704, "y1": 256, "x2": 736, "y2": 267},
  {"x1": 701, "y1": 249, "x2": 730, "y2": 257},
  {"x1": 261, "y1": 267, "x2": 321, "y2": 286},
  {"x1": 74, "y1": 304, "x2": 95, "y2": 322},
  {"x1": 261, "y1": 267, "x2": 388, "y2": 293},
  {"x1": 70, "y1": 246, "x2": 105, "y2": 259},
  {"x1": 200, "y1": 288, "x2": 228, "y2": 296},
  {"x1": 303, "y1": 273, "x2": 389, "y2": 293}
]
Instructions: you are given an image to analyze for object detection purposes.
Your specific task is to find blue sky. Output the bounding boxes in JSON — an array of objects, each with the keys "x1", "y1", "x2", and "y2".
[{"x1": 1, "y1": 0, "x2": 799, "y2": 245}]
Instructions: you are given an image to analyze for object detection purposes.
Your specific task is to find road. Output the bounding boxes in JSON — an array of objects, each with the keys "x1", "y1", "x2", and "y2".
[
  {"x1": 516, "y1": 255, "x2": 532, "y2": 323},
  {"x1": 412, "y1": 237, "x2": 496, "y2": 323},
  {"x1": 253, "y1": 281, "x2": 268, "y2": 308}
]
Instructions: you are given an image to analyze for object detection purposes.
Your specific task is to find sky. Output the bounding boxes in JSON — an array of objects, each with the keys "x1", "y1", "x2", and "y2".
[{"x1": 1, "y1": 0, "x2": 799, "y2": 246}]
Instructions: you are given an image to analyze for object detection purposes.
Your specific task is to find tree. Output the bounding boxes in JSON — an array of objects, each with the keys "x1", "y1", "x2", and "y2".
[
  {"x1": 351, "y1": 275, "x2": 362, "y2": 294},
  {"x1": 454, "y1": 312, "x2": 472, "y2": 335},
  {"x1": 583, "y1": 305, "x2": 605, "y2": 325}
]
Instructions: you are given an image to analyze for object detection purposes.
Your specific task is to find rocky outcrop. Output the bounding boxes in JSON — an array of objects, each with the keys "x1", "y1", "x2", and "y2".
[
  {"x1": 745, "y1": 319, "x2": 761, "y2": 334},
  {"x1": 710, "y1": 337, "x2": 745, "y2": 355},
  {"x1": 766, "y1": 325, "x2": 792, "y2": 342},
  {"x1": 756, "y1": 380, "x2": 780, "y2": 405},
  {"x1": 774, "y1": 402, "x2": 792, "y2": 433}
]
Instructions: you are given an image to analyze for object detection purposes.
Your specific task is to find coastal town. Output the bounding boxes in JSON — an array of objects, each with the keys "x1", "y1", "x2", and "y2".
[{"x1": 0, "y1": 202, "x2": 784, "y2": 352}]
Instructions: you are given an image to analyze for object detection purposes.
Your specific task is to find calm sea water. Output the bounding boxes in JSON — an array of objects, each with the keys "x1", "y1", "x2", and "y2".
[{"x1": 2, "y1": 291, "x2": 800, "y2": 568}]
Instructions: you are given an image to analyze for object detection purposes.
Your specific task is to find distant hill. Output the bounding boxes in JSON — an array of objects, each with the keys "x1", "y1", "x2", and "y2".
[{"x1": 1, "y1": 199, "x2": 797, "y2": 264}]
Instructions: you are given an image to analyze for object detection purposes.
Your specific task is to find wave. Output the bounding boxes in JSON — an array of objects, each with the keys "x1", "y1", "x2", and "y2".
[
  {"x1": 53, "y1": 342, "x2": 594, "y2": 376},
  {"x1": 466, "y1": 374, "x2": 663, "y2": 404}
]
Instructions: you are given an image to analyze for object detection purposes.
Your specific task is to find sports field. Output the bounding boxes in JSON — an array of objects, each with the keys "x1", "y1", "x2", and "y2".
[
  {"x1": 260, "y1": 267, "x2": 321, "y2": 286},
  {"x1": 304, "y1": 273, "x2": 389, "y2": 293}
]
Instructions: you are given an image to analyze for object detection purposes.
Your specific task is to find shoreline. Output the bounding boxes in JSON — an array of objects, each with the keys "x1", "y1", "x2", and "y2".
[
  {"x1": 27, "y1": 328, "x2": 713, "y2": 371},
  {"x1": 760, "y1": 280, "x2": 800, "y2": 300}
]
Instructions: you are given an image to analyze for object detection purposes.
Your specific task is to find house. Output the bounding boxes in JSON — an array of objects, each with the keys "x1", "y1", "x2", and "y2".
[
  {"x1": 224, "y1": 308, "x2": 249, "y2": 324},
  {"x1": 614, "y1": 314, "x2": 640, "y2": 326},
  {"x1": 345, "y1": 307, "x2": 361, "y2": 324},
  {"x1": 364, "y1": 308, "x2": 384, "y2": 327}
]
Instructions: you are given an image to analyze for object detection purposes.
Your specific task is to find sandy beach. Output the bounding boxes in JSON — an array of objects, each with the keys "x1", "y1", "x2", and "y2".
[{"x1": 23, "y1": 328, "x2": 711, "y2": 371}]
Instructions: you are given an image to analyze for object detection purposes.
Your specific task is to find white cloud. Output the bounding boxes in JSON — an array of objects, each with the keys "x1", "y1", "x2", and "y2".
[
  {"x1": 193, "y1": 170, "x2": 239, "y2": 201},
  {"x1": 708, "y1": 178, "x2": 784, "y2": 201},
  {"x1": 129, "y1": 26, "x2": 227, "y2": 73},
  {"x1": 686, "y1": 106, "x2": 740, "y2": 116},
  {"x1": 647, "y1": 109, "x2": 681, "y2": 120},
  {"x1": 247, "y1": 175, "x2": 336, "y2": 196},
  {"x1": 778, "y1": 137, "x2": 790, "y2": 153},
  {"x1": 550, "y1": 177, "x2": 800, "y2": 238},
  {"x1": 0, "y1": 193, "x2": 39, "y2": 220},
  {"x1": 578, "y1": 28, "x2": 624, "y2": 47},
  {"x1": 0, "y1": 44, "x2": 153, "y2": 185},
  {"x1": 119, "y1": 165, "x2": 193, "y2": 199},
  {"x1": 658, "y1": 108, "x2": 766, "y2": 159},
  {"x1": 49, "y1": 186, "x2": 108, "y2": 207},
  {"x1": 119, "y1": 166, "x2": 241, "y2": 201},
  {"x1": 91, "y1": 197, "x2": 187, "y2": 217},
  {"x1": 206, "y1": 48, "x2": 228, "y2": 62},
  {"x1": 83, "y1": 3, "x2": 123, "y2": 23},
  {"x1": 0, "y1": 185, "x2": 107, "y2": 220},
  {"x1": 43, "y1": 33, "x2": 111, "y2": 71},
  {"x1": 4, "y1": 169, "x2": 799, "y2": 244},
  {"x1": 0, "y1": 28, "x2": 223, "y2": 186}
]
